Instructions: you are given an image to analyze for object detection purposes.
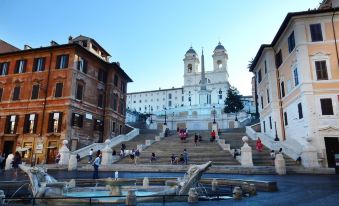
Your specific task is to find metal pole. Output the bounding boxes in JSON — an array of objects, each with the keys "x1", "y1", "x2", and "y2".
[
  {"x1": 164, "y1": 108, "x2": 167, "y2": 125},
  {"x1": 213, "y1": 106, "x2": 216, "y2": 124}
]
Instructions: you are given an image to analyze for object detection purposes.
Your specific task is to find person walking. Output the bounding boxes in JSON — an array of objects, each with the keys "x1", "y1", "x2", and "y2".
[
  {"x1": 183, "y1": 149, "x2": 188, "y2": 165},
  {"x1": 134, "y1": 149, "x2": 140, "y2": 165},
  {"x1": 194, "y1": 133, "x2": 198, "y2": 146},
  {"x1": 210, "y1": 130, "x2": 216, "y2": 142},
  {"x1": 88, "y1": 149, "x2": 93, "y2": 163},
  {"x1": 12, "y1": 151, "x2": 22, "y2": 179},
  {"x1": 92, "y1": 154, "x2": 101, "y2": 179},
  {"x1": 270, "y1": 150, "x2": 275, "y2": 165},
  {"x1": 256, "y1": 138, "x2": 263, "y2": 152}
]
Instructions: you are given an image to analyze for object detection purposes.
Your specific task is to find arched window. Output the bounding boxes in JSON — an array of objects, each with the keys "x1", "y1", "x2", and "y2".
[
  {"x1": 217, "y1": 60, "x2": 222, "y2": 69},
  {"x1": 187, "y1": 64, "x2": 192, "y2": 73}
]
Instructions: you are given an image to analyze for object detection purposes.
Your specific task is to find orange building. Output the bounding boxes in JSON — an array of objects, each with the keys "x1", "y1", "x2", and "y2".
[{"x1": 0, "y1": 36, "x2": 132, "y2": 163}]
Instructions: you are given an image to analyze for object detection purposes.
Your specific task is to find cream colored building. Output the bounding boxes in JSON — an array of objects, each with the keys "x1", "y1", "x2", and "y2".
[{"x1": 249, "y1": 2, "x2": 339, "y2": 168}]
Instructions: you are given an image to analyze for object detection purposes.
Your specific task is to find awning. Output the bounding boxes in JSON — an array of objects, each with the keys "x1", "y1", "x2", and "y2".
[{"x1": 16, "y1": 147, "x2": 31, "y2": 152}]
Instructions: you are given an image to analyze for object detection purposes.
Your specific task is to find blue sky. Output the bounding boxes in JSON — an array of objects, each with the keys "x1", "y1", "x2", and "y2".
[{"x1": 0, "y1": 0, "x2": 321, "y2": 95}]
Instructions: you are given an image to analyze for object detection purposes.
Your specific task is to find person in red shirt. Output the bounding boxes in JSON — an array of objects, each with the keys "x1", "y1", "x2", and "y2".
[{"x1": 210, "y1": 130, "x2": 216, "y2": 142}]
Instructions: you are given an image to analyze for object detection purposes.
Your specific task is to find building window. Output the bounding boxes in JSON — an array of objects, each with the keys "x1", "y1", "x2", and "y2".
[
  {"x1": 263, "y1": 121, "x2": 266, "y2": 133},
  {"x1": 77, "y1": 57, "x2": 87, "y2": 73},
  {"x1": 71, "y1": 113, "x2": 83, "y2": 128},
  {"x1": 98, "y1": 93, "x2": 104, "y2": 108},
  {"x1": 298, "y1": 103, "x2": 303, "y2": 119},
  {"x1": 168, "y1": 93, "x2": 172, "y2": 99},
  {"x1": 275, "y1": 50, "x2": 282, "y2": 68},
  {"x1": 12, "y1": 86, "x2": 20, "y2": 101},
  {"x1": 112, "y1": 93, "x2": 118, "y2": 111},
  {"x1": 56, "y1": 54, "x2": 69, "y2": 69},
  {"x1": 98, "y1": 69, "x2": 106, "y2": 83},
  {"x1": 0, "y1": 62, "x2": 9, "y2": 76},
  {"x1": 114, "y1": 74, "x2": 119, "y2": 87},
  {"x1": 264, "y1": 60, "x2": 267, "y2": 74},
  {"x1": 33, "y1": 57, "x2": 46, "y2": 72},
  {"x1": 310, "y1": 23, "x2": 323, "y2": 42},
  {"x1": 168, "y1": 101, "x2": 172, "y2": 107},
  {"x1": 280, "y1": 81, "x2": 285, "y2": 98},
  {"x1": 48, "y1": 112, "x2": 62, "y2": 133},
  {"x1": 269, "y1": 116, "x2": 272, "y2": 129},
  {"x1": 23, "y1": 113, "x2": 38, "y2": 134},
  {"x1": 293, "y1": 68, "x2": 299, "y2": 86},
  {"x1": 14, "y1": 59, "x2": 26, "y2": 74},
  {"x1": 120, "y1": 100, "x2": 124, "y2": 114},
  {"x1": 315, "y1": 60, "x2": 328, "y2": 80},
  {"x1": 187, "y1": 64, "x2": 192, "y2": 73},
  {"x1": 288, "y1": 31, "x2": 295, "y2": 53},
  {"x1": 284, "y1": 112, "x2": 288, "y2": 126},
  {"x1": 5, "y1": 115, "x2": 18, "y2": 134},
  {"x1": 76, "y1": 84, "x2": 84, "y2": 101},
  {"x1": 320, "y1": 98, "x2": 334, "y2": 115},
  {"x1": 55, "y1": 82, "x2": 63, "y2": 98},
  {"x1": 94, "y1": 119, "x2": 103, "y2": 131},
  {"x1": 121, "y1": 81, "x2": 126, "y2": 94},
  {"x1": 260, "y1": 96, "x2": 264, "y2": 109},
  {"x1": 257, "y1": 69, "x2": 262, "y2": 83},
  {"x1": 31, "y1": 84, "x2": 40, "y2": 99},
  {"x1": 0, "y1": 87, "x2": 3, "y2": 102},
  {"x1": 267, "y1": 89, "x2": 270, "y2": 103}
]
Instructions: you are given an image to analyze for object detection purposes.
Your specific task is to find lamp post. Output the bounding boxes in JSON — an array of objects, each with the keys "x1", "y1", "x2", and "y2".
[
  {"x1": 164, "y1": 107, "x2": 167, "y2": 125},
  {"x1": 218, "y1": 88, "x2": 222, "y2": 104},
  {"x1": 172, "y1": 112, "x2": 174, "y2": 130},
  {"x1": 150, "y1": 106, "x2": 153, "y2": 124},
  {"x1": 213, "y1": 105, "x2": 216, "y2": 124},
  {"x1": 274, "y1": 121, "x2": 279, "y2": 141}
]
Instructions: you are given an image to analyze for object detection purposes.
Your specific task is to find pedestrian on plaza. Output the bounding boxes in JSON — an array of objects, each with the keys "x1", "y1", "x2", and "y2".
[
  {"x1": 179, "y1": 154, "x2": 184, "y2": 164},
  {"x1": 114, "y1": 171, "x2": 119, "y2": 180},
  {"x1": 194, "y1": 133, "x2": 199, "y2": 146},
  {"x1": 278, "y1": 148, "x2": 283, "y2": 154},
  {"x1": 12, "y1": 151, "x2": 22, "y2": 179},
  {"x1": 130, "y1": 149, "x2": 135, "y2": 162},
  {"x1": 96, "y1": 150, "x2": 101, "y2": 158},
  {"x1": 270, "y1": 150, "x2": 276, "y2": 165},
  {"x1": 0, "y1": 153, "x2": 5, "y2": 171},
  {"x1": 55, "y1": 153, "x2": 61, "y2": 164},
  {"x1": 171, "y1": 154, "x2": 176, "y2": 164},
  {"x1": 92, "y1": 153, "x2": 101, "y2": 179},
  {"x1": 88, "y1": 148, "x2": 93, "y2": 163},
  {"x1": 183, "y1": 149, "x2": 188, "y2": 165},
  {"x1": 198, "y1": 134, "x2": 202, "y2": 142}
]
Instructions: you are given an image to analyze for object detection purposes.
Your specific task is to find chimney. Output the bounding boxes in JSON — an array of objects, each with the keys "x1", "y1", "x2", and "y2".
[
  {"x1": 50, "y1": 41, "x2": 59, "y2": 46},
  {"x1": 24, "y1": 45, "x2": 32, "y2": 50},
  {"x1": 68, "y1": 35, "x2": 73, "y2": 43}
]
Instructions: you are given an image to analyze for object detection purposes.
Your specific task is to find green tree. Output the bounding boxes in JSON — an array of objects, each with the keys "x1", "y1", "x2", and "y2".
[{"x1": 224, "y1": 86, "x2": 244, "y2": 114}]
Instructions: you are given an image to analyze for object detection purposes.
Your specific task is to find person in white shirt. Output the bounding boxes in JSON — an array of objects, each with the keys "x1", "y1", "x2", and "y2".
[
  {"x1": 88, "y1": 149, "x2": 93, "y2": 163},
  {"x1": 92, "y1": 154, "x2": 101, "y2": 179}
]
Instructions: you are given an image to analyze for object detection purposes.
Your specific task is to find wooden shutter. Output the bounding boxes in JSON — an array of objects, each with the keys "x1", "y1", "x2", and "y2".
[
  {"x1": 56, "y1": 55, "x2": 61, "y2": 69},
  {"x1": 33, "y1": 58, "x2": 38, "y2": 72},
  {"x1": 15, "y1": 60, "x2": 19, "y2": 73},
  {"x1": 47, "y1": 113, "x2": 54, "y2": 132},
  {"x1": 33, "y1": 114, "x2": 38, "y2": 133},
  {"x1": 83, "y1": 60, "x2": 87, "y2": 74},
  {"x1": 5, "y1": 62, "x2": 9, "y2": 75},
  {"x1": 0, "y1": 87, "x2": 3, "y2": 102},
  {"x1": 4, "y1": 115, "x2": 11, "y2": 134},
  {"x1": 79, "y1": 115, "x2": 83, "y2": 128},
  {"x1": 64, "y1": 55, "x2": 69, "y2": 68},
  {"x1": 14, "y1": 115, "x2": 19, "y2": 134},
  {"x1": 57, "y1": 112, "x2": 63, "y2": 132},
  {"x1": 22, "y1": 60, "x2": 27, "y2": 73},
  {"x1": 41, "y1": 57, "x2": 46, "y2": 71},
  {"x1": 13, "y1": 86, "x2": 20, "y2": 100},
  {"x1": 23, "y1": 114, "x2": 30, "y2": 133}
]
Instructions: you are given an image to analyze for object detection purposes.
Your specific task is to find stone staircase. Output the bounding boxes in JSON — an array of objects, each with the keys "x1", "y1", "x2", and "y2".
[
  {"x1": 115, "y1": 131, "x2": 240, "y2": 165},
  {"x1": 219, "y1": 128, "x2": 298, "y2": 166}
]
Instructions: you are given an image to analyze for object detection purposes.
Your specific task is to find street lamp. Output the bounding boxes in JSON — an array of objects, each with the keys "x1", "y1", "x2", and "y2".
[
  {"x1": 164, "y1": 107, "x2": 167, "y2": 125},
  {"x1": 172, "y1": 112, "x2": 174, "y2": 130},
  {"x1": 213, "y1": 105, "x2": 216, "y2": 124},
  {"x1": 274, "y1": 121, "x2": 279, "y2": 141},
  {"x1": 150, "y1": 106, "x2": 153, "y2": 124}
]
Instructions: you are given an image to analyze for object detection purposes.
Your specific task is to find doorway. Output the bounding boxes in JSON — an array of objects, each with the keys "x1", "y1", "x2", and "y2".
[
  {"x1": 324, "y1": 137, "x2": 339, "y2": 167},
  {"x1": 46, "y1": 141, "x2": 58, "y2": 164},
  {"x1": 3, "y1": 141, "x2": 14, "y2": 158}
]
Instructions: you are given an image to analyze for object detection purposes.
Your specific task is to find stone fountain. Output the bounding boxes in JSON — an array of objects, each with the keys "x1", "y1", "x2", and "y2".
[{"x1": 19, "y1": 161, "x2": 212, "y2": 204}]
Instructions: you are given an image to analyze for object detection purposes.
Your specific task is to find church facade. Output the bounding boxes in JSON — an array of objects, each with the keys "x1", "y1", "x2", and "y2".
[{"x1": 127, "y1": 42, "x2": 230, "y2": 114}]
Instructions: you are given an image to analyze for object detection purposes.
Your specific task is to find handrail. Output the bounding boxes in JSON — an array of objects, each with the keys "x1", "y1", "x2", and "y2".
[{"x1": 70, "y1": 126, "x2": 139, "y2": 158}]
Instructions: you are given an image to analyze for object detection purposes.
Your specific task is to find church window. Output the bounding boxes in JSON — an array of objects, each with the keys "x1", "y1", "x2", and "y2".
[
  {"x1": 217, "y1": 60, "x2": 222, "y2": 69},
  {"x1": 187, "y1": 64, "x2": 192, "y2": 73}
]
